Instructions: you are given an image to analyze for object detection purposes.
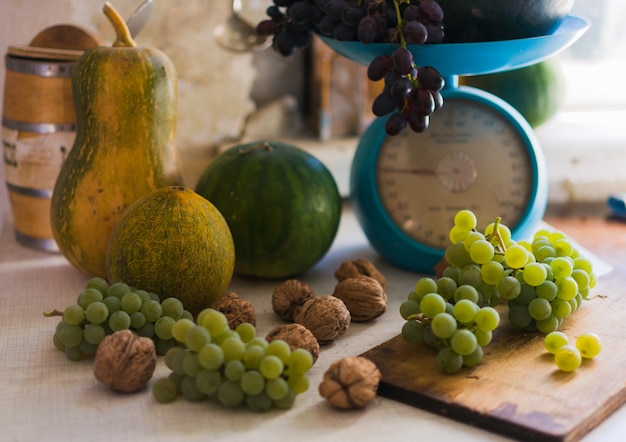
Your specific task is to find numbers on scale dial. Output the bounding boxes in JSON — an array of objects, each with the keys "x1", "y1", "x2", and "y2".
[{"x1": 375, "y1": 98, "x2": 534, "y2": 250}]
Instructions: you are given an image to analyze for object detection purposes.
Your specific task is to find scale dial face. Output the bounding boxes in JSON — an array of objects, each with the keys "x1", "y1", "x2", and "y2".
[{"x1": 375, "y1": 97, "x2": 536, "y2": 250}]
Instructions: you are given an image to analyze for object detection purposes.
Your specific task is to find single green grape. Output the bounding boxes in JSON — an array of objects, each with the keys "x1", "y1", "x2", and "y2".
[
  {"x1": 83, "y1": 323, "x2": 105, "y2": 345},
  {"x1": 287, "y1": 372, "x2": 309, "y2": 394},
  {"x1": 453, "y1": 299, "x2": 479, "y2": 324},
  {"x1": 182, "y1": 352, "x2": 203, "y2": 377},
  {"x1": 152, "y1": 378, "x2": 179, "y2": 403},
  {"x1": 63, "y1": 304, "x2": 85, "y2": 326},
  {"x1": 221, "y1": 336, "x2": 246, "y2": 362},
  {"x1": 462, "y1": 345, "x2": 484, "y2": 367},
  {"x1": 102, "y1": 296, "x2": 121, "y2": 315},
  {"x1": 57, "y1": 322, "x2": 83, "y2": 348},
  {"x1": 414, "y1": 277, "x2": 438, "y2": 298},
  {"x1": 140, "y1": 300, "x2": 162, "y2": 323},
  {"x1": 457, "y1": 265, "x2": 483, "y2": 290},
  {"x1": 484, "y1": 221, "x2": 512, "y2": 244},
  {"x1": 120, "y1": 292, "x2": 142, "y2": 315},
  {"x1": 401, "y1": 320, "x2": 424, "y2": 343},
  {"x1": 235, "y1": 322, "x2": 256, "y2": 343},
  {"x1": 553, "y1": 238, "x2": 574, "y2": 257},
  {"x1": 444, "y1": 242, "x2": 473, "y2": 268},
  {"x1": 449, "y1": 225, "x2": 470, "y2": 244},
  {"x1": 399, "y1": 300, "x2": 420, "y2": 320},
  {"x1": 508, "y1": 303, "x2": 533, "y2": 329},
  {"x1": 275, "y1": 386, "x2": 297, "y2": 408},
  {"x1": 576, "y1": 332, "x2": 602, "y2": 359},
  {"x1": 469, "y1": 239, "x2": 495, "y2": 264},
  {"x1": 217, "y1": 380, "x2": 245, "y2": 407},
  {"x1": 437, "y1": 347, "x2": 463, "y2": 374},
  {"x1": 523, "y1": 262, "x2": 548, "y2": 287},
  {"x1": 543, "y1": 331, "x2": 569, "y2": 354},
  {"x1": 130, "y1": 311, "x2": 146, "y2": 329},
  {"x1": 266, "y1": 339, "x2": 291, "y2": 363},
  {"x1": 454, "y1": 209, "x2": 477, "y2": 231},
  {"x1": 474, "y1": 307, "x2": 500, "y2": 332},
  {"x1": 240, "y1": 370, "x2": 266, "y2": 396},
  {"x1": 77, "y1": 288, "x2": 104, "y2": 309},
  {"x1": 536, "y1": 315, "x2": 560, "y2": 334},
  {"x1": 195, "y1": 369, "x2": 222, "y2": 395},
  {"x1": 200, "y1": 309, "x2": 229, "y2": 337},
  {"x1": 172, "y1": 318, "x2": 195, "y2": 343},
  {"x1": 161, "y1": 297, "x2": 184, "y2": 320},
  {"x1": 243, "y1": 344, "x2": 266, "y2": 370},
  {"x1": 109, "y1": 310, "x2": 131, "y2": 332},
  {"x1": 497, "y1": 276, "x2": 521, "y2": 301},
  {"x1": 556, "y1": 276, "x2": 578, "y2": 301},
  {"x1": 85, "y1": 301, "x2": 109, "y2": 325},
  {"x1": 551, "y1": 257, "x2": 574, "y2": 279},
  {"x1": 288, "y1": 348, "x2": 314, "y2": 374},
  {"x1": 554, "y1": 344, "x2": 582, "y2": 372},
  {"x1": 197, "y1": 343, "x2": 225, "y2": 370},
  {"x1": 480, "y1": 260, "x2": 504, "y2": 286},
  {"x1": 420, "y1": 293, "x2": 447, "y2": 318},
  {"x1": 450, "y1": 329, "x2": 478, "y2": 356},
  {"x1": 528, "y1": 297, "x2": 552, "y2": 321},
  {"x1": 430, "y1": 312, "x2": 457, "y2": 339},
  {"x1": 453, "y1": 284, "x2": 479, "y2": 304},
  {"x1": 536, "y1": 281, "x2": 558, "y2": 301},
  {"x1": 463, "y1": 230, "x2": 485, "y2": 252},
  {"x1": 265, "y1": 377, "x2": 289, "y2": 401},
  {"x1": 154, "y1": 315, "x2": 175, "y2": 340},
  {"x1": 185, "y1": 325, "x2": 212, "y2": 353},
  {"x1": 85, "y1": 277, "x2": 109, "y2": 296},
  {"x1": 259, "y1": 355, "x2": 284, "y2": 380},
  {"x1": 224, "y1": 360, "x2": 246, "y2": 382},
  {"x1": 436, "y1": 276, "x2": 457, "y2": 301},
  {"x1": 504, "y1": 245, "x2": 528, "y2": 269},
  {"x1": 107, "y1": 282, "x2": 131, "y2": 299}
]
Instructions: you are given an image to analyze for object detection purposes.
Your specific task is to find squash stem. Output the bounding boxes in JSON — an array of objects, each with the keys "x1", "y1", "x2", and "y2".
[{"x1": 103, "y1": 1, "x2": 137, "y2": 48}]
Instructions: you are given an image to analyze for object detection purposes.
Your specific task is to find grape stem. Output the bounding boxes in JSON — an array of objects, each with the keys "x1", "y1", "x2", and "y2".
[
  {"x1": 392, "y1": 0, "x2": 407, "y2": 48},
  {"x1": 43, "y1": 309, "x2": 63, "y2": 317},
  {"x1": 489, "y1": 217, "x2": 507, "y2": 253}
]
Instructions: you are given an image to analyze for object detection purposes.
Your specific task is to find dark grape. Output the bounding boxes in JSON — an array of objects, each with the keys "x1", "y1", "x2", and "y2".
[
  {"x1": 390, "y1": 77, "x2": 414, "y2": 100},
  {"x1": 367, "y1": 54, "x2": 392, "y2": 81},
  {"x1": 357, "y1": 16, "x2": 378, "y2": 44},
  {"x1": 419, "y1": 0, "x2": 444, "y2": 23},
  {"x1": 426, "y1": 24, "x2": 445, "y2": 43},
  {"x1": 411, "y1": 87, "x2": 435, "y2": 114},
  {"x1": 404, "y1": 20, "x2": 428, "y2": 45},
  {"x1": 342, "y1": 6, "x2": 365, "y2": 26},
  {"x1": 430, "y1": 90, "x2": 444, "y2": 111},
  {"x1": 325, "y1": 0, "x2": 348, "y2": 21},
  {"x1": 403, "y1": 5, "x2": 421, "y2": 22},
  {"x1": 266, "y1": 5, "x2": 283, "y2": 20},
  {"x1": 385, "y1": 112, "x2": 408, "y2": 136},
  {"x1": 273, "y1": 31, "x2": 297, "y2": 56},
  {"x1": 288, "y1": 2, "x2": 312, "y2": 26},
  {"x1": 407, "y1": 110, "x2": 429, "y2": 133},
  {"x1": 418, "y1": 66, "x2": 445, "y2": 91},
  {"x1": 318, "y1": 16, "x2": 339, "y2": 36},
  {"x1": 372, "y1": 91, "x2": 400, "y2": 117},
  {"x1": 392, "y1": 48, "x2": 414, "y2": 76}
]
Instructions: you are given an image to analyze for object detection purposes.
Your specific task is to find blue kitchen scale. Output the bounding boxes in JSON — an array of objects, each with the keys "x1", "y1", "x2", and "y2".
[{"x1": 319, "y1": 15, "x2": 590, "y2": 274}]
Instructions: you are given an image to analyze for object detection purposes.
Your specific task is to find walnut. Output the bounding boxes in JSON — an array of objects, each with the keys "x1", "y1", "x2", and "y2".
[
  {"x1": 93, "y1": 330, "x2": 156, "y2": 393},
  {"x1": 293, "y1": 295, "x2": 350, "y2": 344},
  {"x1": 332, "y1": 275, "x2": 387, "y2": 322},
  {"x1": 335, "y1": 258, "x2": 387, "y2": 291},
  {"x1": 272, "y1": 279, "x2": 316, "y2": 321},
  {"x1": 212, "y1": 291, "x2": 256, "y2": 329},
  {"x1": 265, "y1": 323, "x2": 320, "y2": 363},
  {"x1": 319, "y1": 356, "x2": 382, "y2": 409}
]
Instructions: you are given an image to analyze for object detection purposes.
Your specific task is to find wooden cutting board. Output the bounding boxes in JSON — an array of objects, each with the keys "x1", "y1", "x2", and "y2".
[{"x1": 361, "y1": 268, "x2": 626, "y2": 442}]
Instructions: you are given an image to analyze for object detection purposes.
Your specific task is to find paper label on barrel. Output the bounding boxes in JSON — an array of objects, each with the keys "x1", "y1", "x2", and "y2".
[{"x1": 2, "y1": 127, "x2": 75, "y2": 192}]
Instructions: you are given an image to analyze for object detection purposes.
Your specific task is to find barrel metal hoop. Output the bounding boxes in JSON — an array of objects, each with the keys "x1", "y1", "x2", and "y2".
[
  {"x1": 5, "y1": 54, "x2": 74, "y2": 77},
  {"x1": 2, "y1": 117, "x2": 76, "y2": 134},
  {"x1": 6, "y1": 181, "x2": 53, "y2": 199}
]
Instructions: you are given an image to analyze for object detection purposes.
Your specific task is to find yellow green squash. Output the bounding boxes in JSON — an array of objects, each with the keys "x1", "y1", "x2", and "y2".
[{"x1": 50, "y1": 2, "x2": 183, "y2": 278}]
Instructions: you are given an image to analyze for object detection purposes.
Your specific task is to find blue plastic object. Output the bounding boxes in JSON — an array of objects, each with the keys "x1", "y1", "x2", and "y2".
[
  {"x1": 325, "y1": 17, "x2": 589, "y2": 274},
  {"x1": 317, "y1": 15, "x2": 590, "y2": 77}
]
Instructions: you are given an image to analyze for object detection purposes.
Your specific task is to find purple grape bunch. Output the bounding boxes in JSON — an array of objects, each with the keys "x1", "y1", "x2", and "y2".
[{"x1": 257, "y1": 0, "x2": 446, "y2": 136}]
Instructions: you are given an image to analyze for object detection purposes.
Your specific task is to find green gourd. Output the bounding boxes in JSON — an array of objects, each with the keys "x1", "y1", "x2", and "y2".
[{"x1": 50, "y1": 2, "x2": 183, "y2": 278}]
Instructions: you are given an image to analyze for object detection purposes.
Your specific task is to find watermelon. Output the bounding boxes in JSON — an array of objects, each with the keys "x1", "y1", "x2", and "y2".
[{"x1": 194, "y1": 141, "x2": 342, "y2": 279}]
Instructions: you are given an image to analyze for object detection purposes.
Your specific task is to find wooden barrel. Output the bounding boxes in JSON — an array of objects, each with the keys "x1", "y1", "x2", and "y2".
[{"x1": 2, "y1": 25, "x2": 99, "y2": 252}]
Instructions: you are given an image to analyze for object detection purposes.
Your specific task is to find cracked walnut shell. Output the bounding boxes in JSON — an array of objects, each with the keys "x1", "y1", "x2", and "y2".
[
  {"x1": 265, "y1": 323, "x2": 320, "y2": 363},
  {"x1": 272, "y1": 279, "x2": 316, "y2": 321},
  {"x1": 293, "y1": 295, "x2": 350, "y2": 344},
  {"x1": 335, "y1": 258, "x2": 387, "y2": 291},
  {"x1": 93, "y1": 329, "x2": 156, "y2": 393},
  {"x1": 319, "y1": 356, "x2": 382, "y2": 409},
  {"x1": 332, "y1": 275, "x2": 387, "y2": 322},
  {"x1": 212, "y1": 291, "x2": 256, "y2": 329}
]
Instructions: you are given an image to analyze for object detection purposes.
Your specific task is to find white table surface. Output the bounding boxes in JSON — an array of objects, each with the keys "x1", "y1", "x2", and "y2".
[{"x1": 1, "y1": 206, "x2": 624, "y2": 442}]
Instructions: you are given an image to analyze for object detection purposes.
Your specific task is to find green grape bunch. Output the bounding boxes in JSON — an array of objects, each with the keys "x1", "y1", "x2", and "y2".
[
  {"x1": 152, "y1": 309, "x2": 313, "y2": 412},
  {"x1": 45, "y1": 277, "x2": 192, "y2": 361},
  {"x1": 400, "y1": 209, "x2": 597, "y2": 374}
]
